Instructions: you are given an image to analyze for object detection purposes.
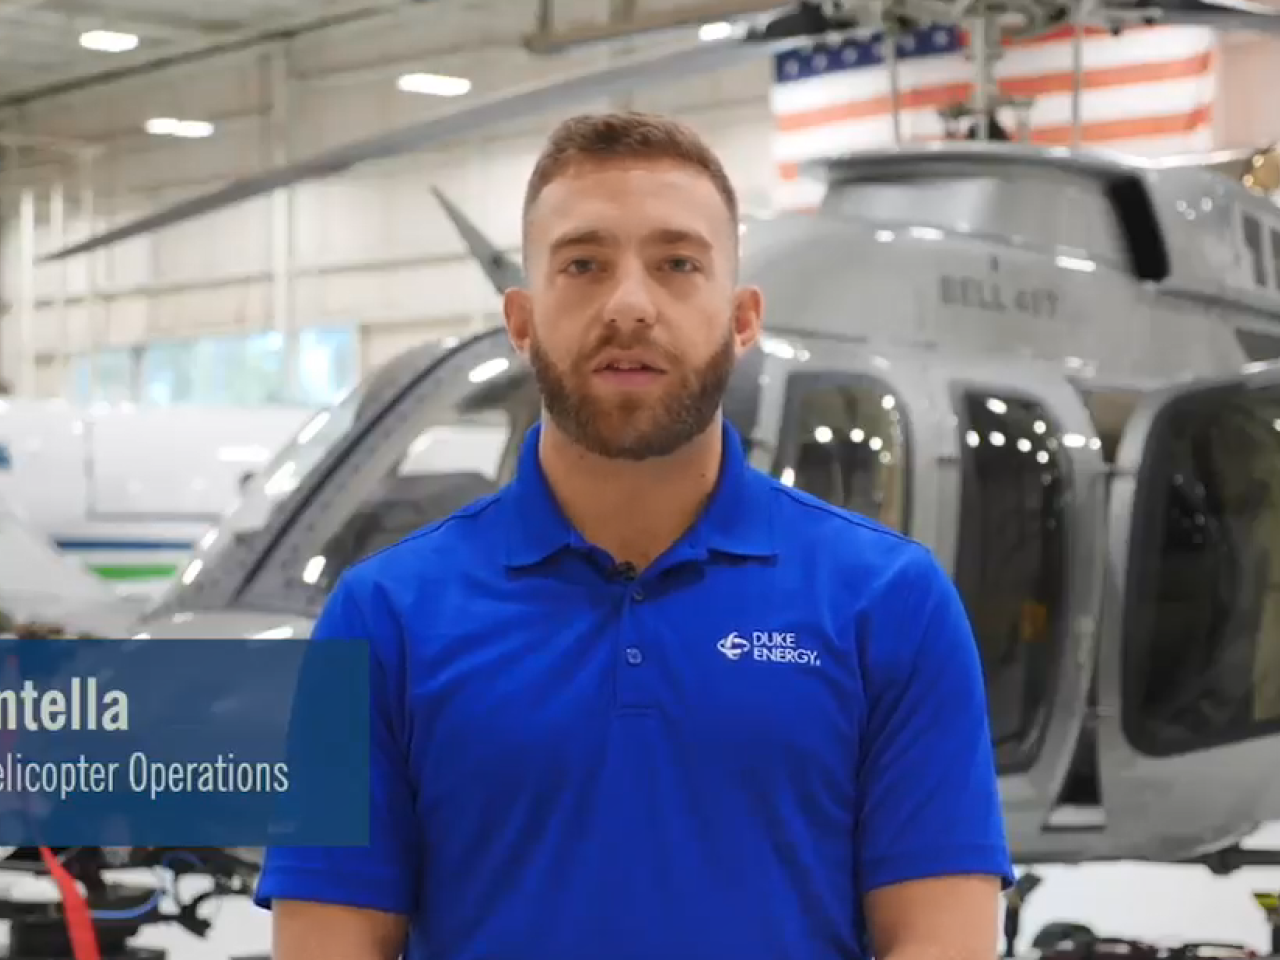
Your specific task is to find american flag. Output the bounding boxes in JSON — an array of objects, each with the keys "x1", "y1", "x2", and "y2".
[{"x1": 769, "y1": 23, "x2": 1218, "y2": 209}]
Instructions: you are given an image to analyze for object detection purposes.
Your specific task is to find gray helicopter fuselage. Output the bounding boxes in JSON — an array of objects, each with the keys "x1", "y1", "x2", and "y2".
[
  {"x1": 130, "y1": 144, "x2": 1280, "y2": 871},
  {"x1": 745, "y1": 142, "x2": 1280, "y2": 382}
]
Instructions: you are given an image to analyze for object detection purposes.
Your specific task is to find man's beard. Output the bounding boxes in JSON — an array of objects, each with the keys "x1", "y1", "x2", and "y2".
[{"x1": 529, "y1": 325, "x2": 736, "y2": 461}]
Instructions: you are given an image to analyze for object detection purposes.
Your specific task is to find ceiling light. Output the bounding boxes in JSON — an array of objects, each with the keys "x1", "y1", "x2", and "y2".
[
  {"x1": 79, "y1": 29, "x2": 139, "y2": 52},
  {"x1": 144, "y1": 117, "x2": 215, "y2": 138},
  {"x1": 396, "y1": 72, "x2": 471, "y2": 97},
  {"x1": 698, "y1": 20, "x2": 734, "y2": 41}
]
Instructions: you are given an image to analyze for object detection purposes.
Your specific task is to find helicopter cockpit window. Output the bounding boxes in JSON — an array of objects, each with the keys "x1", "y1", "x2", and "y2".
[
  {"x1": 1123, "y1": 384, "x2": 1280, "y2": 754},
  {"x1": 822, "y1": 167, "x2": 1128, "y2": 266},
  {"x1": 771, "y1": 372, "x2": 908, "y2": 532},
  {"x1": 953, "y1": 391, "x2": 1068, "y2": 772}
]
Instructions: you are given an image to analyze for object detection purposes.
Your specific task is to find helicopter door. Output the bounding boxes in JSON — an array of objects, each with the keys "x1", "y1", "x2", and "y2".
[
  {"x1": 761, "y1": 346, "x2": 935, "y2": 545},
  {"x1": 937, "y1": 365, "x2": 1107, "y2": 855},
  {"x1": 1097, "y1": 366, "x2": 1280, "y2": 860}
]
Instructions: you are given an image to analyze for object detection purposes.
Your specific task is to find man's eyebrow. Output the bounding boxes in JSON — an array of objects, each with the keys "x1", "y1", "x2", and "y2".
[
  {"x1": 546, "y1": 226, "x2": 714, "y2": 255},
  {"x1": 649, "y1": 228, "x2": 712, "y2": 249},
  {"x1": 548, "y1": 229, "x2": 611, "y2": 255}
]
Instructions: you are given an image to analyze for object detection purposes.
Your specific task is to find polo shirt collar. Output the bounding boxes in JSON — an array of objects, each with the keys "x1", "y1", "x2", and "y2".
[{"x1": 504, "y1": 417, "x2": 776, "y2": 569}]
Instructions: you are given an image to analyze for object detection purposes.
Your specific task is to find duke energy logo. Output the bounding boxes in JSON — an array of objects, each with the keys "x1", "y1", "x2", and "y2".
[{"x1": 716, "y1": 631, "x2": 821, "y2": 667}]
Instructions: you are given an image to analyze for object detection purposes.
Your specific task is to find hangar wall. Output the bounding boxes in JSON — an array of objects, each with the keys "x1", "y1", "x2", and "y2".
[
  {"x1": 1215, "y1": 31, "x2": 1280, "y2": 148},
  {"x1": 0, "y1": 0, "x2": 777, "y2": 397}
]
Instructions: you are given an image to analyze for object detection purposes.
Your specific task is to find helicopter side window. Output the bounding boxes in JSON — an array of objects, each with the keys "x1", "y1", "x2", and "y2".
[
  {"x1": 953, "y1": 391, "x2": 1068, "y2": 773},
  {"x1": 771, "y1": 372, "x2": 908, "y2": 532},
  {"x1": 823, "y1": 169, "x2": 1129, "y2": 268},
  {"x1": 1123, "y1": 384, "x2": 1280, "y2": 754},
  {"x1": 1242, "y1": 214, "x2": 1267, "y2": 287},
  {"x1": 1271, "y1": 228, "x2": 1280, "y2": 291}
]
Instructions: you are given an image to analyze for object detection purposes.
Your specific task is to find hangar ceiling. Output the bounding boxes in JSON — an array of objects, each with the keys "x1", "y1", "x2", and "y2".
[{"x1": 0, "y1": 0, "x2": 431, "y2": 100}]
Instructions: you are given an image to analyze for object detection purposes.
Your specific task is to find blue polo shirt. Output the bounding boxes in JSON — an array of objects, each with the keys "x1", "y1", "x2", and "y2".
[{"x1": 255, "y1": 418, "x2": 1013, "y2": 960}]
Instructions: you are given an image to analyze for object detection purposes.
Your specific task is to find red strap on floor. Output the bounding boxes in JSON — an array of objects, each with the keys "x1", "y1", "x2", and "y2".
[
  {"x1": 1, "y1": 656, "x2": 99, "y2": 960},
  {"x1": 38, "y1": 846, "x2": 101, "y2": 960}
]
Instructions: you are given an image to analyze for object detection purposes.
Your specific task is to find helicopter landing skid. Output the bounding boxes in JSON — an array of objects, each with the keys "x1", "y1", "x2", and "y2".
[
  {"x1": 1186, "y1": 845, "x2": 1280, "y2": 875},
  {"x1": 1002, "y1": 853, "x2": 1280, "y2": 959}
]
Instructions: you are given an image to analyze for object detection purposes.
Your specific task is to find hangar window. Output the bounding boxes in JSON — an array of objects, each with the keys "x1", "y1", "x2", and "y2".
[
  {"x1": 1122, "y1": 382, "x2": 1280, "y2": 754},
  {"x1": 771, "y1": 372, "x2": 908, "y2": 532},
  {"x1": 953, "y1": 391, "x2": 1068, "y2": 773}
]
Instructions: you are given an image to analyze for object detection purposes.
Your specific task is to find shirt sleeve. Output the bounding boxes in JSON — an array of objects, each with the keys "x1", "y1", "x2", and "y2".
[
  {"x1": 855, "y1": 544, "x2": 1015, "y2": 894},
  {"x1": 253, "y1": 566, "x2": 421, "y2": 915}
]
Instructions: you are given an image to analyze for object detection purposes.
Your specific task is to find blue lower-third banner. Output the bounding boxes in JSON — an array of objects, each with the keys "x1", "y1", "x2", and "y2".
[{"x1": 0, "y1": 637, "x2": 369, "y2": 847}]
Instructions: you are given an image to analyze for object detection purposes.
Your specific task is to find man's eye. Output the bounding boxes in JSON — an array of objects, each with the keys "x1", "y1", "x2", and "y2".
[
  {"x1": 564, "y1": 259, "x2": 595, "y2": 275},
  {"x1": 665, "y1": 257, "x2": 699, "y2": 273}
]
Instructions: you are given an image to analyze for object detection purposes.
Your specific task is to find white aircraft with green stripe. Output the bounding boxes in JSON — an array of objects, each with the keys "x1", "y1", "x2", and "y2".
[{"x1": 0, "y1": 395, "x2": 313, "y2": 597}]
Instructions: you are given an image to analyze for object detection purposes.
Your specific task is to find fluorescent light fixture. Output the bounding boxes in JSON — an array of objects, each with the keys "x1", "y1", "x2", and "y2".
[
  {"x1": 397, "y1": 72, "x2": 471, "y2": 97},
  {"x1": 698, "y1": 20, "x2": 734, "y2": 41},
  {"x1": 144, "y1": 117, "x2": 215, "y2": 138},
  {"x1": 79, "y1": 29, "x2": 139, "y2": 52}
]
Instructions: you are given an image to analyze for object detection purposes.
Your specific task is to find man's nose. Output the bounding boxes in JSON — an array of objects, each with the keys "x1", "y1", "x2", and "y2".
[{"x1": 603, "y1": 262, "x2": 658, "y2": 326}]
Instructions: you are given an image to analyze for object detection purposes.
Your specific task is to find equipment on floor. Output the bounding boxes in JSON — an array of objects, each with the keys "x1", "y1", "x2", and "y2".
[
  {"x1": 0, "y1": 846, "x2": 259, "y2": 960},
  {"x1": 1005, "y1": 872, "x2": 1045, "y2": 957}
]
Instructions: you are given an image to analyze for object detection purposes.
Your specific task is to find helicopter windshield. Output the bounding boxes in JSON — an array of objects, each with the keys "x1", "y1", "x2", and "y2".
[
  {"x1": 244, "y1": 340, "x2": 911, "y2": 617},
  {"x1": 151, "y1": 340, "x2": 449, "y2": 615},
  {"x1": 158, "y1": 330, "x2": 912, "y2": 621},
  {"x1": 231, "y1": 332, "x2": 537, "y2": 615},
  {"x1": 154, "y1": 387, "x2": 365, "y2": 607}
]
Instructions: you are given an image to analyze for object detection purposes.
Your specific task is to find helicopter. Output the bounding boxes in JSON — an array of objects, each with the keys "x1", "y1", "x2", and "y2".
[{"x1": 17, "y1": 0, "x2": 1280, "y2": 893}]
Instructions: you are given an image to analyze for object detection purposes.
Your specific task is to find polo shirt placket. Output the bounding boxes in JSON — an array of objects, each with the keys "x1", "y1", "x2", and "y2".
[{"x1": 612, "y1": 561, "x2": 657, "y2": 715}]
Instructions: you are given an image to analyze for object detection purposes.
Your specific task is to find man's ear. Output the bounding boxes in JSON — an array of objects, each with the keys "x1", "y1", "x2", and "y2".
[
  {"x1": 503, "y1": 288, "x2": 534, "y2": 359},
  {"x1": 731, "y1": 286, "x2": 764, "y2": 356}
]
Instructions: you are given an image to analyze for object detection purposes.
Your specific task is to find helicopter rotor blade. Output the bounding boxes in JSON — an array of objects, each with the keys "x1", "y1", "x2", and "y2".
[
  {"x1": 41, "y1": 35, "x2": 790, "y2": 263},
  {"x1": 39, "y1": 0, "x2": 1280, "y2": 263},
  {"x1": 1144, "y1": 0, "x2": 1280, "y2": 30}
]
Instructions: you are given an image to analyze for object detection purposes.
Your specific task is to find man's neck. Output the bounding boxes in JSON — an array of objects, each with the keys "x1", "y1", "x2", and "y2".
[{"x1": 537, "y1": 416, "x2": 724, "y2": 570}]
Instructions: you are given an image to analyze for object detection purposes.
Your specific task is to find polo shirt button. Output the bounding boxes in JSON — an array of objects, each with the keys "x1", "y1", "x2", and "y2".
[
  {"x1": 631, "y1": 587, "x2": 645, "y2": 601},
  {"x1": 624, "y1": 647, "x2": 643, "y2": 665}
]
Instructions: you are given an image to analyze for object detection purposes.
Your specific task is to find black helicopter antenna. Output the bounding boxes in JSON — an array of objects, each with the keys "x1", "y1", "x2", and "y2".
[{"x1": 429, "y1": 186, "x2": 525, "y2": 296}]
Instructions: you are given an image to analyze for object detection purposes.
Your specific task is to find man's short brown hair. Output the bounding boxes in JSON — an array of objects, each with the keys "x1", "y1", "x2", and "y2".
[{"x1": 521, "y1": 111, "x2": 740, "y2": 249}]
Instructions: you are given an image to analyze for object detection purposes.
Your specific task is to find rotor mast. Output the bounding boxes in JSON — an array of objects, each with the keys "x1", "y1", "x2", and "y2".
[
  {"x1": 900, "y1": 0, "x2": 1091, "y2": 145},
  {"x1": 937, "y1": 10, "x2": 1036, "y2": 142}
]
